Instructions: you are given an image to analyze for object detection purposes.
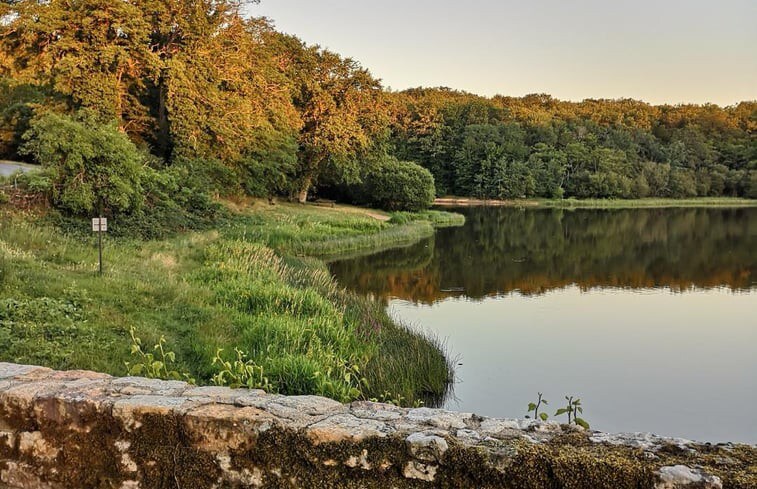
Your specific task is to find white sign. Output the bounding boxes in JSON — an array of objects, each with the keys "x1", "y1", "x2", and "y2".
[{"x1": 91, "y1": 217, "x2": 107, "y2": 232}]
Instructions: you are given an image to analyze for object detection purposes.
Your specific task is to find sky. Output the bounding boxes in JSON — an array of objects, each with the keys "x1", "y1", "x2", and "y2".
[{"x1": 249, "y1": 0, "x2": 757, "y2": 106}]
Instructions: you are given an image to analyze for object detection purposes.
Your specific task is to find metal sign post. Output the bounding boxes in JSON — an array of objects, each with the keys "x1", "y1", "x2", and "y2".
[{"x1": 91, "y1": 217, "x2": 107, "y2": 275}]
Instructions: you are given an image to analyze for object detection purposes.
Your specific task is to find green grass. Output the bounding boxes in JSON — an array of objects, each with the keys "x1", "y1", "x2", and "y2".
[
  {"x1": 222, "y1": 203, "x2": 463, "y2": 259},
  {"x1": 538, "y1": 197, "x2": 757, "y2": 208},
  {"x1": 0, "y1": 202, "x2": 462, "y2": 405},
  {"x1": 389, "y1": 210, "x2": 467, "y2": 228},
  {"x1": 436, "y1": 196, "x2": 756, "y2": 209}
]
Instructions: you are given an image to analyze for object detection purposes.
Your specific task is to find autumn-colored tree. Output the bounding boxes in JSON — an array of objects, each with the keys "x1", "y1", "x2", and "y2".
[
  {"x1": 280, "y1": 38, "x2": 389, "y2": 202},
  {"x1": 1, "y1": 0, "x2": 156, "y2": 135},
  {"x1": 0, "y1": 0, "x2": 754, "y2": 206},
  {"x1": 163, "y1": 17, "x2": 299, "y2": 165}
]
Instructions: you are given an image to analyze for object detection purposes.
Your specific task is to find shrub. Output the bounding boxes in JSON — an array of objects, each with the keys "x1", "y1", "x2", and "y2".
[
  {"x1": 357, "y1": 157, "x2": 436, "y2": 211},
  {"x1": 109, "y1": 160, "x2": 226, "y2": 239},
  {"x1": 20, "y1": 110, "x2": 146, "y2": 214},
  {"x1": 39, "y1": 156, "x2": 227, "y2": 240}
]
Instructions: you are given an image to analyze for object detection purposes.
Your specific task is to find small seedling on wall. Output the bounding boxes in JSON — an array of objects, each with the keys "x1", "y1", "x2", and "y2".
[
  {"x1": 525, "y1": 392, "x2": 549, "y2": 421},
  {"x1": 555, "y1": 396, "x2": 590, "y2": 429}
]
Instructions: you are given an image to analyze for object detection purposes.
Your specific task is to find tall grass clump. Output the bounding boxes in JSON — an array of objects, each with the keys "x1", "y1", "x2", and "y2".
[
  {"x1": 189, "y1": 239, "x2": 452, "y2": 403},
  {"x1": 223, "y1": 203, "x2": 462, "y2": 259}
]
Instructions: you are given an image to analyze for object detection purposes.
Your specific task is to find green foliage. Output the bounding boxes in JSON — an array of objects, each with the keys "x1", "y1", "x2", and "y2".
[
  {"x1": 391, "y1": 89, "x2": 756, "y2": 200},
  {"x1": 311, "y1": 352, "x2": 368, "y2": 402},
  {"x1": 0, "y1": 286, "x2": 94, "y2": 367},
  {"x1": 192, "y1": 239, "x2": 376, "y2": 401},
  {"x1": 12, "y1": 170, "x2": 52, "y2": 195},
  {"x1": 211, "y1": 348, "x2": 275, "y2": 392},
  {"x1": 111, "y1": 159, "x2": 227, "y2": 239},
  {"x1": 286, "y1": 44, "x2": 389, "y2": 202},
  {"x1": 526, "y1": 392, "x2": 549, "y2": 421},
  {"x1": 238, "y1": 137, "x2": 299, "y2": 198},
  {"x1": 524, "y1": 392, "x2": 591, "y2": 429},
  {"x1": 125, "y1": 327, "x2": 195, "y2": 383},
  {"x1": 389, "y1": 210, "x2": 466, "y2": 227},
  {"x1": 210, "y1": 346, "x2": 424, "y2": 406},
  {"x1": 351, "y1": 157, "x2": 436, "y2": 211},
  {"x1": 555, "y1": 395, "x2": 590, "y2": 429},
  {"x1": 0, "y1": 79, "x2": 49, "y2": 158},
  {"x1": 372, "y1": 391, "x2": 424, "y2": 408},
  {"x1": 20, "y1": 111, "x2": 146, "y2": 214},
  {"x1": 222, "y1": 203, "x2": 459, "y2": 259}
]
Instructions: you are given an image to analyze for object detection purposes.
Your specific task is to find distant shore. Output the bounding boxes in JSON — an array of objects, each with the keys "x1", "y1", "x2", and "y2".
[{"x1": 435, "y1": 196, "x2": 757, "y2": 208}]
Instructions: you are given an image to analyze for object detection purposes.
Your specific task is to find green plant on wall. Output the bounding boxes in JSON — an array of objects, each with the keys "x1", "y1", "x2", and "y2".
[
  {"x1": 525, "y1": 392, "x2": 549, "y2": 421},
  {"x1": 555, "y1": 395, "x2": 590, "y2": 429}
]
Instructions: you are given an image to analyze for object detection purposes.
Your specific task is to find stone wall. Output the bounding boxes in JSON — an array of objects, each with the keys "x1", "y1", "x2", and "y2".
[{"x1": 0, "y1": 362, "x2": 754, "y2": 488}]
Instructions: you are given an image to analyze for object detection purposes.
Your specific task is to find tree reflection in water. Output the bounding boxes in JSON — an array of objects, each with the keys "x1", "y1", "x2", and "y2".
[{"x1": 329, "y1": 207, "x2": 756, "y2": 304}]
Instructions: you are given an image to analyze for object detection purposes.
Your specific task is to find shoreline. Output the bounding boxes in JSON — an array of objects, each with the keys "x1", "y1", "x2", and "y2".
[
  {"x1": 435, "y1": 196, "x2": 757, "y2": 208},
  {"x1": 0, "y1": 201, "x2": 463, "y2": 407}
]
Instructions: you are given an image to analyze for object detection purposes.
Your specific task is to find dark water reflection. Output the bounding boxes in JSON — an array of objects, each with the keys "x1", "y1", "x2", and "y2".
[
  {"x1": 330, "y1": 207, "x2": 756, "y2": 302},
  {"x1": 330, "y1": 207, "x2": 757, "y2": 444}
]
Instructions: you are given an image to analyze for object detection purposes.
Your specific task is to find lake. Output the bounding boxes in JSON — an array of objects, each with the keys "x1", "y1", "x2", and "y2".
[{"x1": 329, "y1": 206, "x2": 757, "y2": 444}]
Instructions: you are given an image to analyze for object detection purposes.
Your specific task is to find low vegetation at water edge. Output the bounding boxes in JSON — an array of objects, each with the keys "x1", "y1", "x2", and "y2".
[{"x1": 0, "y1": 203, "x2": 460, "y2": 405}]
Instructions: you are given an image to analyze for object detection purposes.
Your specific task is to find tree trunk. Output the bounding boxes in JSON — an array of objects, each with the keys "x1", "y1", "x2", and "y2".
[
  {"x1": 157, "y1": 72, "x2": 171, "y2": 159},
  {"x1": 297, "y1": 176, "x2": 312, "y2": 204}
]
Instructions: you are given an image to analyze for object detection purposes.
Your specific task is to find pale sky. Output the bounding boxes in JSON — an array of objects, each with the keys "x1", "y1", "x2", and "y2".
[{"x1": 249, "y1": 0, "x2": 757, "y2": 106}]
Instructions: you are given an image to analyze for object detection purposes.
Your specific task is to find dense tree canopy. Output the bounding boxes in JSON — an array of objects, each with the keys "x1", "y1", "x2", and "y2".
[
  {"x1": 282, "y1": 40, "x2": 389, "y2": 202},
  {"x1": 389, "y1": 89, "x2": 756, "y2": 199},
  {"x1": 0, "y1": 0, "x2": 754, "y2": 220}
]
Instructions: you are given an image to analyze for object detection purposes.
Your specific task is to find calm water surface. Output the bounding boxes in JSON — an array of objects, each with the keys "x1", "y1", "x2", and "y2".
[{"x1": 330, "y1": 207, "x2": 757, "y2": 444}]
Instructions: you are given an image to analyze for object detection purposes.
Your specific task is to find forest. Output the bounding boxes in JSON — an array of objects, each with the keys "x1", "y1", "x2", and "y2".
[
  {"x1": 391, "y1": 91, "x2": 755, "y2": 200},
  {"x1": 1, "y1": 0, "x2": 755, "y2": 226}
]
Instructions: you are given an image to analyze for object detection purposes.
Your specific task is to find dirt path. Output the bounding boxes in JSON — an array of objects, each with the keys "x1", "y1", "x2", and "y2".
[
  {"x1": 435, "y1": 197, "x2": 539, "y2": 206},
  {"x1": 362, "y1": 211, "x2": 390, "y2": 221}
]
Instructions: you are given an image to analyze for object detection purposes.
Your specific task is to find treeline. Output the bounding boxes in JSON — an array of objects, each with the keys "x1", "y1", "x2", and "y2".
[
  {"x1": 390, "y1": 90, "x2": 756, "y2": 199},
  {"x1": 1, "y1": 0, "x2": 755, "y2": 226}
]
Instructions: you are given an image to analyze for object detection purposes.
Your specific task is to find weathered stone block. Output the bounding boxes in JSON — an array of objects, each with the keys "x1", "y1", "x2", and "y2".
[
  {"x1": 306, "y1": 414, "x2": 389, "y2": 445},
  {"x1": 183, "y1": 404, "x2": 277, "y2": 451}
]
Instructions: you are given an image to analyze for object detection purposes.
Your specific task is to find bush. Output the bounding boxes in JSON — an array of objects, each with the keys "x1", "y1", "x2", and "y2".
[
  {"x1": 15, "y1": 128, "x2": 225, "y2": 239},
  {"x1": 20, "y1": 110, "x2": 146, "y2": 214},
  {"x1": 97, "y1": 161, "x2": 226, "y2": 239},
  {"x1": 356, "y1": 157, "x2": 436, "y2": 211}
]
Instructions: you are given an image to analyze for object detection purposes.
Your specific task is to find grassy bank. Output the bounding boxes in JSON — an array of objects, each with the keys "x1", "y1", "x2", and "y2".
[
  {"x1": 540, "y1": 197, "x2": 757, "y2": 208},
  {"x1": 0, "y1": 202, "x2": 463, "y2": 405},
  {"x1": 435, "y1": 196, "x2": 756, "y2": 208}
]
